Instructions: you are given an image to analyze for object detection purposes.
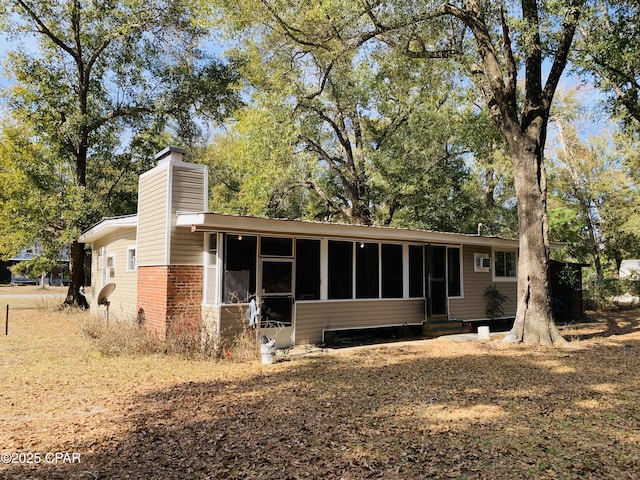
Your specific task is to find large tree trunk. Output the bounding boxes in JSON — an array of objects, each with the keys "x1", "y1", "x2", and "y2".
[
  {"x1": 64, "y1": 240, "x2": 88, "y2": 309},
  {"x1": 510, "y1": 140, "x2": 566, "y2": 346}
]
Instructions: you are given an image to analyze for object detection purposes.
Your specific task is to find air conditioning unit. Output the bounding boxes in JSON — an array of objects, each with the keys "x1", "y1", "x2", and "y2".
[{"x1": 474, "y1": 254, "x2": 491, "y2": 272}]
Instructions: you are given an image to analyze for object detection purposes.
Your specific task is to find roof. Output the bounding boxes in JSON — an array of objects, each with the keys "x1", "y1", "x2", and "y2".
[
  {"x1": 175, "y1": 212, "x2": 521, "y2": 248},
  {"x1": 79, "y1": 211, "x2": 562, "y2": 250},
  {"x1": 78, "y1": 215, "x2": 138, "y2": 243}
]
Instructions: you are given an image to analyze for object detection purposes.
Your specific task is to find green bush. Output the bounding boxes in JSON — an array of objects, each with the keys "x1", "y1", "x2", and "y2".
[{"x1": 583, "y1": 278, "x2": 640, "y2": 310}]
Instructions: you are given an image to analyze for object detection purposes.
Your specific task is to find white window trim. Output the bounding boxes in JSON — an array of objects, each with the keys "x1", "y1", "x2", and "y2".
[
  {"x1": 126, "y1": 246, "x2": 137, "y2": 272},
  {"x1": 492, "y1": 249, "x2": 518, "y2": 282}
]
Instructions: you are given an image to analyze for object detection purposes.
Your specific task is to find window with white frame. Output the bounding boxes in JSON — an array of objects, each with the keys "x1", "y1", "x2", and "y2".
[
  {"x1": 206, "y1": 233, "x2": 218, "y2": 305},
  {"x1": 126, "y1": 247, "x2": 137, "y2": 272},
  {"x1": 494, "y1": 250, "x2": 517, "y2": 280}
]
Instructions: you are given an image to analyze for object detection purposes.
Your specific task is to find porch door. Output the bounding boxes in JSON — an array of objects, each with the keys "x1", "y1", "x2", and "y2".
[
  {"x1": 426, "y1": 245, "x2": 448, "y2": 319},
  {"x1": 259, "y1": 259, "x2": 294, "y2": 326}
]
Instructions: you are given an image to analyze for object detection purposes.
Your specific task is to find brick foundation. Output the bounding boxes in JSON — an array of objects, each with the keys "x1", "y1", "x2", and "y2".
[{"x1": 137, "y1": 265, "x2": 203, "y2": 338}]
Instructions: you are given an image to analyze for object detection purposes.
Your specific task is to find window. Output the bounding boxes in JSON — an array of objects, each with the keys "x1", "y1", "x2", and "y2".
[
  {"x1": 295, "y1": 239, "x2": 320, "y2": 300},
  {"x1": 206, "y1": 233, "x2": 218, "y2": 304},
  {"x1": 447, "y1": 247, "x2": 461, "y2": 297},
  {"x1": 126, "y1": 247, "x2": 137, "y2": 272},
  {"x1": 494, "y1": 250, "x2": 517, "y2": 279},
  {"x1": 328, "y1": 240, "x2": 352, "y2": 299},
  {"x1": 260, "y1": 237, "x2": 293, "y2": 257},
  {"x1": 261, "y1": 261, "x2": 293, "y2": 293},
  {"x1": 208, "y1": 233, "x2": 217, "y2": 252},
  {"x1": 356, "y1": 242, "x2": 379, "y2": 299},
  {"x1": 106, "y1": 255, "x2": 115, "y2": 278},
  {"x1": 409, "y1": 245, "x2": 424, "y2": 298},
  {"x1": 382, "y1": 244, "x2": 403, "y2": 298},
  {"x1": 223, "y1": 234, "x2": 257, "y2": 303}
]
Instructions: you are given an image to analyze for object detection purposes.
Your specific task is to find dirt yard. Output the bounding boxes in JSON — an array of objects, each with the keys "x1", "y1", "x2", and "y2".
[{"x1": 0, "y1": 306, "x2": 639, "y2": 479}]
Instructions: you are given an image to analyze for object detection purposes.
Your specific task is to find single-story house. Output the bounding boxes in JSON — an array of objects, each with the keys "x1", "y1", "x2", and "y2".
[{"x1": 79, "y1": 146, "x2": 574, "y2": 347}]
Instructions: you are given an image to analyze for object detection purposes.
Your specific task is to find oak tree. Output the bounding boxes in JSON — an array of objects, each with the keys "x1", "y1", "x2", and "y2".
[{"x1": 0, "y1": 0, "x2": 238, "y2": 306}]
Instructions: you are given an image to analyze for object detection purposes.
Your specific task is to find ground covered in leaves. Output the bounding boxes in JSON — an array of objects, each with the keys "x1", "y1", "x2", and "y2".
[{"x1": 1, "y1": 304, "x2": 640, "y2": 479}]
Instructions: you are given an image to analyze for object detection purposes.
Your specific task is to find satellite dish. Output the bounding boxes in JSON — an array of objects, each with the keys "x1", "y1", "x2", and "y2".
[
  {"x1": 97, "y1": 283, "x2": 116, "y2": 325},
  {"x1": 97, "y1": 283, "x2": 116, "y2": 306}
]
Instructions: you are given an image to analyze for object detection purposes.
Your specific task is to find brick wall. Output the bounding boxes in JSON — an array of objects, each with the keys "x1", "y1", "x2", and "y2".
[{"x1": 137, "y1": 265, "x2": 203, "y2": 338}]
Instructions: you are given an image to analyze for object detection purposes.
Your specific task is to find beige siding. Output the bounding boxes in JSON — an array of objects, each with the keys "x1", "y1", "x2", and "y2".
[
  {"x1": 295, "y1": 299, "x2": 425, "y2": 345},
  {"x1": 137, "y1": 168, "x2": 168, "y2": 266},
  {"x1": 220, "y1": 304, "x2": 249, "y2": 340},
  {"x1": 449, "y1": 246, "x2": 517, "y2": 320},
  {"x1": 169, "y1": 165, "x2": 206, "y2": 265},
  {"x1": 90, "y1": 228, "x2": 138, "y2": 320},
  {"x1": 201, "y1": 305, "x2": 220, "y2": 343}
]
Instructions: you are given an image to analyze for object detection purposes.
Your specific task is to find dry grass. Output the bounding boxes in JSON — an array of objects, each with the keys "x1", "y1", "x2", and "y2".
[
  {"x1": 1, "y1": 307, "x2": 640, "y2": 479},
  {"x1": 0, "y1": 284, "x2": 67, "y2": 310}
]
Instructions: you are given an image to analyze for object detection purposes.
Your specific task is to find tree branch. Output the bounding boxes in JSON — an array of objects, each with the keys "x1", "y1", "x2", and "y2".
[{"x1": 15, "y1": 0, "x2": 76, "y2": 59}]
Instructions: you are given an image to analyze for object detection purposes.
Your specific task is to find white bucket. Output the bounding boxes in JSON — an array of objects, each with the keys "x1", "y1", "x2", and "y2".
[
  {"x1": 260, "y1": 343, "x2": 277, "y2": 365},
  {"x1": 477, "y1": 325, "x2": 491, "y2": 341}
]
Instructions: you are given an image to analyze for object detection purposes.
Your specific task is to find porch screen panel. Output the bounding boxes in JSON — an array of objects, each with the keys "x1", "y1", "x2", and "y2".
[
  {"x1": 409, "y1": 245, "x2": 424, "y2": 298},
  {"x1": 447, "y1": 247, "x2": 461, "y2": 297},
  {"x1": 429, "y1": 246, "x2": 447, "y2": 315},
  {"x1": 356, "y1": 242, "x2": 379, "y2": 299},
  {"x1": 295, "y1": 239, "x2": 320, "y2": 300},
  {"x1": 260, "y1": 237, "x2": 293, "y2": 257},
  {"x1": 382, "y1": 244, "x2": 403, "y2": 298},
  {"x1": 223, "y1": 234, "x2": 257, "y2": 303},
  {"x1": 328, "y1": 240, "x2": 353, "y2": 299}
]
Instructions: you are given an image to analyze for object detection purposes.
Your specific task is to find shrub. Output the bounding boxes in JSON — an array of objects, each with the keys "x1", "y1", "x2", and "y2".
[
  {"x1": 485, "y1": 284, "x2": 509, "y2": 320},
  {"x1": 81, "y1": 316, "x2": 162, "y2": 356},
  {"x1": 583, "y1": 277, "x2": 640, "y2": 310}
]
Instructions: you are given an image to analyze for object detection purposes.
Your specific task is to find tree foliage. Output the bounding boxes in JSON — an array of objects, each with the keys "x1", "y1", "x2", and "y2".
[
  {"x1": 548, "y1": 91, "x2": 640, "y2": 276},
  {"x1": 209, "y1": 0, "x2": 502, "y2": 233},
  {"x1": 0, "y1": 0, "x2": 239, "y2": 304},
  {"x1": 574, "y1": 0, "x2": 640, "y2": 129}
]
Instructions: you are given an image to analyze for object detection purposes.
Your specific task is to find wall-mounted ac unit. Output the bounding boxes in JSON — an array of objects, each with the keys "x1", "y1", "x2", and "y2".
[{"x1": 474, "y1": 254, "x2": 491, "y2": 272}]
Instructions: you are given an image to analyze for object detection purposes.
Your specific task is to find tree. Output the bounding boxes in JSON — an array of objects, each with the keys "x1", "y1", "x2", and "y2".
[
  {"x1": 573, "y1": 0, "x2": 640, "y2": 129},
  {"x1": 548, "y1": 93, "x2": 640, "y2": 276},
  {"x1": 0, "y1": 0, "x2": 239, "y2": 306},
  {"x1": 365, "y1": 0, "x2": 584, "y2": 345},
  {"x1": 212, "y1": 1, "x2": 486, "y2": 232}
]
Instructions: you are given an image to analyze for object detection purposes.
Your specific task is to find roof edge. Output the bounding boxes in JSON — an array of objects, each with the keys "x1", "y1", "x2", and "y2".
[{"x1": 79, "y1": 214, "x2": 138, "y2": 243}]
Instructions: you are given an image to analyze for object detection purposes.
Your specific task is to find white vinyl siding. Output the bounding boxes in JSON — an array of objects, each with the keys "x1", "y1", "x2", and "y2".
[
  {"x1": 169, "y1": 165, "x2": 207, "y2": 265},
  {"x1": 137, "y1": 168, "x2": 169, "y2": 266},
  {"x1": 91, "y1": 229, "x2": 138, "y2": 320}
]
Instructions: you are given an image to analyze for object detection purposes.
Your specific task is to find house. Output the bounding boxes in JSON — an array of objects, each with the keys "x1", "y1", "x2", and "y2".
[
  {"x1": 79, "y1": 146, "x2": 570, "y2": 347},
  {"x1": 0, "y1": 244, "x2": 70, "y2": 285},
  {"x1": 619, "y1": 259, "x2": 640, "y2": 280}
]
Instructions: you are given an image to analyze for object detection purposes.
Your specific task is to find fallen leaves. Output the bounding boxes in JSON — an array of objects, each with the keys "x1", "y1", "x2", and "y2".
[{"x1": 1, "y1": 309, "x2": 640, "y2": 479}]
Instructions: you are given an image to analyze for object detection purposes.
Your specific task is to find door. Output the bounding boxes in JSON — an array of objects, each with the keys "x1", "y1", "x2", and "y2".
[
  {"x1": 426, "y1": 245, "x2": 448, "y2": 319},
  {"x1": 260, "y1": 259, "x2": 294, "y2": 326}
]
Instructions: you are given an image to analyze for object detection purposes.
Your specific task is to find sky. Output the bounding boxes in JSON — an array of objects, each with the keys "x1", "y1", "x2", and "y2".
[{"x1": 0, "y1": 13, "x2": 613, "y2": 147}]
